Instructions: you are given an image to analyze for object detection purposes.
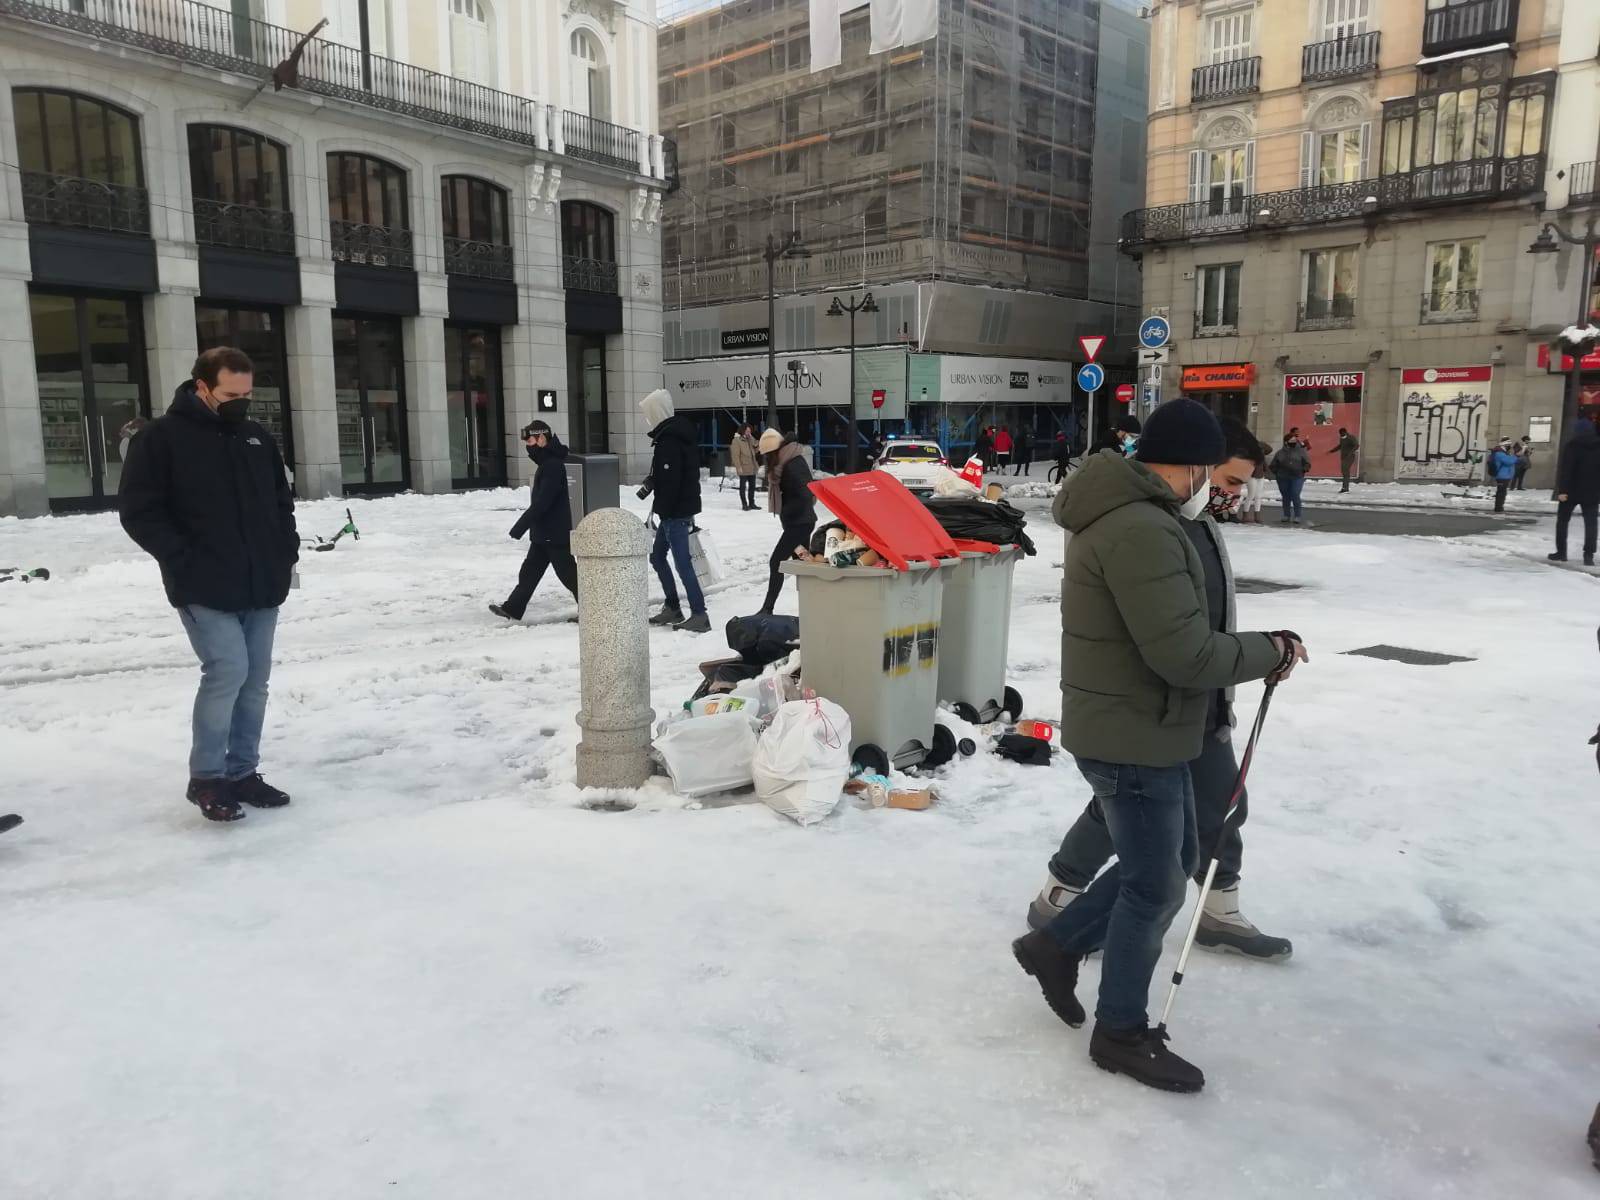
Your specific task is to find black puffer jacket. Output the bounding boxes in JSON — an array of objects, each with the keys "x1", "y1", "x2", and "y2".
[
  {"x1": 1559, "y1": 423, "x2": 1600, "y2": 505},
  {"x1": 510, "y1": 436, "x2": 573, "y2": 544},
  {"x1": 648, "y1": 413, "x2": 702, "y2": 519},
  {"x1": 118, "y1": 382, "x2": 298, "y2": 612}
]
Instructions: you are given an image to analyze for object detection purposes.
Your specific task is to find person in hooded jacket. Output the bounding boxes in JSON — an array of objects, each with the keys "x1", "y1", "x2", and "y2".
[
  {"x1": 1009, "y1": 398, "x2": 1306, "y2": 1095},
  {"x1": 729, "y1": 422, "x2": 760, "y2": 511},
  {"x1": 1552, "y1": 414, "x2": 1600, "y2": 566},
  {"x1": 490, "y1": 421, "x2": 577, "y2": 621},
  {"x1": 640, "y1": 388, "x2": 709, "y2": 633},
  {"x1": 118, "y1": 347, "x2": 298, "y2": 823},
  {"x1": 757, "y1": 427, "x2": 817, "y2": 614}
]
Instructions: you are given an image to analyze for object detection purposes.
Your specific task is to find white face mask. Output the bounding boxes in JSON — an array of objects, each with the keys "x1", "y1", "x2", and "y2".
[{"x1": 1177, "y1": 466, "x2": 1209, "y2": 520}]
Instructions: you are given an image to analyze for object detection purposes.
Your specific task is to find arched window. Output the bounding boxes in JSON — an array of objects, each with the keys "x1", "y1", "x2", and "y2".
[
  {"x1": 560, "y1": 200, "x2": 615, "y2": 262},
  {"x1": 188, "y1": 126, "x2": 290, "y2": 210},
  {"x1": 441, "y1": 175, "x2": 511, "y2": 279},
  {"x1": 450, "y1": 0, "x2": 495, "y2": 85},
  {"x1": 568, "y1": 29, "x2": 611, "y2": 122},
  {"x1": 1302, "y1": 96, "x2": 1370, "y2": 187},
  {"x1": 327, "y1": 152, "x2": 412, "y2": 268},
  {"x1": 13, "y1": 88, "x2": 143, "y2": 187}
]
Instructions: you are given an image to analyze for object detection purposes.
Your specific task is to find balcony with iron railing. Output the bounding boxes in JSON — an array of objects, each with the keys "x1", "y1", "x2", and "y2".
[
  {"x1": 1193, "y1": 312, "x2": 1239, "y2": 339},
  {"x1": 1420, "y1": 289, "x2": 1481, "y2": 323},
  {"x1": 1191, "y1": 57, "x2": 1261, "y2": 104},
  {"x1": 1422, "y1": 0, "x2": 1518, "y2": 58},
  {"x1": 330, "y1": 219, "x2": 414, "y2": 270},
  {"x1": 1298, "y1": 294, "x2": 1357, "y2": 331},
  {"x1": 1119, "y1": 156, "x2": 1545, "y2": 248},
  {"x1": 444, "y1": 237, "x2": 514, "y2": 282},
  {"x1": 1302, "y1": 31, "x2": 1380, "y2": 83},
  {"x1": 562, "y1": 255, "x2": 618, "y2": 294},
  {"x1": 0, "y1": 0, "x2": 675, "y2": 188},
  {"x1": 193, "y1": 198, "x2": 294, "y2": 255},
  {"x1": 1570, "y1": 161, "x2": 1597, "y2": 205},
  {"x1": 20, "y1": 170, "x2": 150, "y2": 235}
]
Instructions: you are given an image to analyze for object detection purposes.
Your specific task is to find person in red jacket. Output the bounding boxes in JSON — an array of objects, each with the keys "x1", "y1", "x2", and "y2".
[{"x1": 994, "y1": 425, "x2": 1014, "y2": 471}]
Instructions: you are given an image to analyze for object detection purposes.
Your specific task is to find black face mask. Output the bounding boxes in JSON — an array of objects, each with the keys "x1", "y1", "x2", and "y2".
[{"x1": 216, "y1": 397, "x2": 251, "y2": 422}]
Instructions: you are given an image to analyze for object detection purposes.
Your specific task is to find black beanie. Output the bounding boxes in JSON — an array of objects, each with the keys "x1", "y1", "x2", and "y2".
[{"x1": 1133, "y1": 399, "x2": 1225, "y2": 466}]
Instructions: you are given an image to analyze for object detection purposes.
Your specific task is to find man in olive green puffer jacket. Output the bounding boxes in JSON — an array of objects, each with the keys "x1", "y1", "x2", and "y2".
[{"x1": 1010, "y1": 398, "x2": 1306, "y2": 1095}]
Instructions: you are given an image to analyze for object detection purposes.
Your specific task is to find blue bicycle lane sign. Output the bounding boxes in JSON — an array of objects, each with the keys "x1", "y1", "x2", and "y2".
[{"x1": 1138, "y1": 315, "x2": 1171, "y2": 350}]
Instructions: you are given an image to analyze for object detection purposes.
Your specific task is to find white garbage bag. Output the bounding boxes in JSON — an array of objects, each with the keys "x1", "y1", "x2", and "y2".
[
  {"x1": 751, "y1": 698, "x2": 853, "y2": 826},
  {"x1": 654, "y1": 710, "x2": 761, "y2": 797}
]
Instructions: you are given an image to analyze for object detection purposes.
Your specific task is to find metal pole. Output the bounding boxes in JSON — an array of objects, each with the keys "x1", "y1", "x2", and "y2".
[
  {"x1": 765, "y1": 242, "x2": 778, "y2": 431},
  {"x1": 847, "y1": 306, "x2": 859, "y2": 473},
  {"x1": 357, "y1": 0, "x2": 372, "y2": 90}
]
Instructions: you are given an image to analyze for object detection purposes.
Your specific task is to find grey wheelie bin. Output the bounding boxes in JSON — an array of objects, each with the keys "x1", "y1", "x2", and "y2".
[
  {"x1": 779, "y1": 556, "x2": 959, "y2": 773},
  {"x1": 936, "y1": 544, "x2": 1025, "y2": 723}
]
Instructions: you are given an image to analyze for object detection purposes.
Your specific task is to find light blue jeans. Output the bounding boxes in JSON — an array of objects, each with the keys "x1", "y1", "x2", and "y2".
[{"x1": 177, "y1": 605, "x2": 279, "y2": 781}]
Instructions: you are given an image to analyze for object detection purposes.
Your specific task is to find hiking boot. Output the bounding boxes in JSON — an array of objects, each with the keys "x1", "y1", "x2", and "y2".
[
  {"x1": 1026, "y1": 870, "x2": 1085, "y2": 931},
  {"x1": 187, "y1": 778, "x2": 245, "y2": 823},
  {"x1": 1011, "y1": 928, "x2": 1086, "y2": 1029},
  {"x1": 1089, "y1": 1022, "x2": 1204, "y2": 1093},
  {"x1": 489, "y1": 603, "x2": 520, "y2": 622},
  {"x1": 649, "y1": 604, "x2": 684, "y2": 626},
  {"x1": 1194, "y1": 885, "x2": 1292, "y2": 961},
  {"x1": 674, "y1": 611, "x2": 711, "y2": 634},
  {"x1": 232, "y1": 773, "x2": 291, "y2": 809},
  {"x1": 1548, "y1": 552, "x2": 1568, "y2": 562}
]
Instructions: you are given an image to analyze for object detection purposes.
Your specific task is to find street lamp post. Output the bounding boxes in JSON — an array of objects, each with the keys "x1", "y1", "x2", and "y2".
[
  {"x1": 786, "y1": 358, "x2": 803, "y2": 435},
  {"x1": 764, "y1": 231, "x2": 810, "y2": 430},
  {"x1": 1529, "y1": 217, "x2": 1599, "y2": 491},
  {"x1": 827, "y1": 291, "x2": 879, "y2": 473}
]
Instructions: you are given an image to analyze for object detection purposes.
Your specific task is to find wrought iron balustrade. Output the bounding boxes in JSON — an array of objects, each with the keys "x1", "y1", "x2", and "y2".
[
  {"x1": 562, "y1": 254, "x2": 618, "y2": 294},
  {"x1": 1420, "y1": 289, "x2": 1481, "y2": 323},
  {"x1": 1302, "y1": 31, "x2": 1380, "y2": 82},
  {"x1": 1297, "y1": 295, "x2": 1357, "y2": 330},
  {"x1": 20, "y1": 170, "x2": 150, "y2": 234},
  {"x1": 330, "y1": 218, "x2": 414, "y2": 270},
  {"x1": 444, "y1": 236, "x2": 513, "y2": 281},
  {"x1": 1191, "y1": 57, "x2": 1261, "y2": 104},
  {"x1": 1422, "y1": 0, "x2": 1517, "y2": 58},
  {"x1": 193, "y1": 197, "x2": 294, "y2": 254}
]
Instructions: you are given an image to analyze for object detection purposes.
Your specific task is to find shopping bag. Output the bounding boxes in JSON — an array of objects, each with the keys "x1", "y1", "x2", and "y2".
[
  {"x1": 653, "y1": 710, "x2": 761, "y2": 797},
  {"x1": 751, "y1": 698, "x2": 852, "y2": 826},
  {"x1": 689, "y1": 525, "x2": 725, "y2": 585}
]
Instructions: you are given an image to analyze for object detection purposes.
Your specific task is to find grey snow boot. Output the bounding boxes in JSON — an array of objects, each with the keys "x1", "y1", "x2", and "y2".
[
  {"x1": 649, "y1": 604, "x2": 684, "y2": 626},
  {"x1": 1194, "y1": 884, "x2": 1293, "y2": 961},
  {"x1": 1026, "y1": 870, "x2": 1085, "y2": 931},
  {"x1": 674, "y1": 611, "x2": 711, "y2": 634}
]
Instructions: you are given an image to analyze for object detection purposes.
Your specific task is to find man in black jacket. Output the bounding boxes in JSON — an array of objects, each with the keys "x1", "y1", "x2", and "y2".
[
  {"x1": 491, "y1": 421, "x2": 578, "y2": 621},
  {"x1": 640, "y1": 388, "x2": 709, "y2": 633},
  {"x1": 1551, "y1": 414, "x2": 1600, "y2": 566},
  {"x1": 119, "y1": 347, "x2": 298, "y2": 823}
]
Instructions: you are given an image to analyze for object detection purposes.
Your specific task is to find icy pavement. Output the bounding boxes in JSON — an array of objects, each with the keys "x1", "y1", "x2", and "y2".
[{"x1": 1, "y1": 485, "x2": 1597, "y2": 1198}]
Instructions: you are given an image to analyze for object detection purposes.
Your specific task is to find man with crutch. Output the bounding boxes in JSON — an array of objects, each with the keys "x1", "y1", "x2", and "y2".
[{"x1": 1012, "y1": 399, "x2": 1307, "y2": 1093}]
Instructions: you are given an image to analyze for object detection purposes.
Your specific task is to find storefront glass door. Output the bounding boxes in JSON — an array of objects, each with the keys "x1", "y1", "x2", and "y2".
[
  {"x1": 445, "y1": 323, "x2": 506, "y2": 487},
  {"x1": 333, "y1": 315, "x2": 409, "y2": 493},
  {"x1": 29, "y1": 291, "x2": 150, "y2": 511},
  {"x1": 566, "y1": 332, "x2": 608, "y2": 454}
]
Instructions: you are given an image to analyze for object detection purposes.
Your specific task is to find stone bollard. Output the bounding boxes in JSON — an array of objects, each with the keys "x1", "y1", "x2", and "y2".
[{"x1": 572, "y1": 507, "x2": 655, "y2": 789}]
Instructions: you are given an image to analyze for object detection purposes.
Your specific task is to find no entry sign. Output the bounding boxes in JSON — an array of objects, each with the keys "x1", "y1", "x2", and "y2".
[{"x1": 1115, "y1": 383, "x2": 1135, "y2": 403}]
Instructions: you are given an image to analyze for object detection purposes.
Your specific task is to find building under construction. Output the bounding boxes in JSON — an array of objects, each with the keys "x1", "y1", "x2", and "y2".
[{"x1": 657, "y1": 0, "x2": 1146, "y2": 468}]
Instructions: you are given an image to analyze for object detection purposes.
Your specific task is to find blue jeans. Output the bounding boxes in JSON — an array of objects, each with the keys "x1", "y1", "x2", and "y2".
[
  {"x1": 650, "y1": 516, "x2": 705, "y2": 615},
  {"x1": 1277, "y1": 474, "x2": 1305, "y2": 520},
  {"x1": 178, "y1": 605, "x2": 279, "y2": 781},
  {"x1": 1045, "y1": 757, "x2": 1198, "y2": 1030}
]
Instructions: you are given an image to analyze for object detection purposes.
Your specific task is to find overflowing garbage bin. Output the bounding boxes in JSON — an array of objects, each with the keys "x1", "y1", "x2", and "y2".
[{"x1": 936, "y1": 543, "x2": 1025, "y2": 724}]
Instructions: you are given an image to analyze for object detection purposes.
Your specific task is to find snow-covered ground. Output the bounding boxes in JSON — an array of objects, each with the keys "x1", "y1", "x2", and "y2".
[{"x1": 2, "y1": 483, "x2": 1597, "y2": 1198}]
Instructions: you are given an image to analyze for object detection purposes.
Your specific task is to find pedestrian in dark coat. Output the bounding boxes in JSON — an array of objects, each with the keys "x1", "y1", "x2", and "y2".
[
  {"x1": 1514, "y1": 441, "x2": 1532, "y2": 490},
  {"x1": 1335, "y1": 428, "x2": 1360, "y2": 492},
  {"x1": 491, "y1": 421, "x2": 577, "y2": 621},
  {"x1": 1013, "y1": 426, "x2": 1032, "y2": 475},
  {"x1": 758, "y1": 428, "x2": 817, "y2": 614},
  {"x1": 641, "y1": 388, "x2": 708, "y2": 632},
  {"x1": 973, "y1": 426, "x2": 994, "y2": 472},
  {"x1": 1552, "y1": 416, "x2": 1600, "y2": 565},
  {"x1": 118, "y1": 346, "x2": 298, "y2": 823},
  {"x1": 1270, "y1": 439, "x2": 1311, "y2": 524}
]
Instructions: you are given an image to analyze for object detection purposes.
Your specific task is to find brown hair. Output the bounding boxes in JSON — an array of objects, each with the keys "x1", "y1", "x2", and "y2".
[{"x1": 192, "y1": 346, "x2": 254, "y2": 387}]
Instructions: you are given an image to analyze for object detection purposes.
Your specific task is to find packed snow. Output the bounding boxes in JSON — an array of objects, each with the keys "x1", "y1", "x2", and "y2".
[{"x1": 2, "y1": 481, "x2": 1598, "y2": 1198}]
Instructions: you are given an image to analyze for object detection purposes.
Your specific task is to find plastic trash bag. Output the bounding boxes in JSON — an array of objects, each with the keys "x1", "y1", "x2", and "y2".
[
  {"x1": 654, "y1": 710, "x2": 761, "y2": 797},
  {"x1": 751, "y1": 698, "x2": 852, "y2": 826}
]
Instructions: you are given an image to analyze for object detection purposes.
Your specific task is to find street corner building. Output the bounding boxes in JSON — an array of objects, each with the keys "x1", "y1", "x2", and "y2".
[
  {"x1": 652, "y1": 0, "x2": 1154, "y2": 470},
  {"x1": 0, "y1": 0, "x2": 678, "y2": 518},
  {"x1": 1121, "y1": 0, "x2": 1599, "y2": 487}
]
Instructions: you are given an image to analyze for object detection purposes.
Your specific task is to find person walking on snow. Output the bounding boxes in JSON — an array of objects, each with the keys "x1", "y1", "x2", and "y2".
[
  {"x1": 118, "y1": 347, "x2": 298, "y2": 823},
  {"x1": 1551, "y1": 414, "x2": 1600, "y2": 567},
  {"x1": 1487, "y1": 437, "x2": 1518, "y2": 514},
  {"x1": 973, "y1": 426, "x2": 994, "y2": 473},
  {"x1": 1335, "y1": 427, "x2": 1360, "y2": 492},
  {"x1": 1013, "y1": 426, "x2": 1032, "y2": 476},
  {"x1": 757, "y1": 428, "x2": 817, "y2": 614},
  {"x1": 1270, "y1": 436, "x2": 1312, "y2": 524},
  {"x1": 640, "y1": 388, "x2": 710, "y2": 633},
  {"x1": 490, "y1": 421, "x2": 577, "y2": 622},
  {"x1": 730, "y1": 422, "x2": 759, "y2": 511},
  {"x1": 1010, "y1": 398, "x2": 1307, "y2": 1094},
  {"x1": 1028, "y1": 419, "x2": 1293, "y2": 965}
]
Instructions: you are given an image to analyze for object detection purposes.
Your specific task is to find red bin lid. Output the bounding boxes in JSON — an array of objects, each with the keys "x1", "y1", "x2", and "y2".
[{"x1": 808, "y1": 472, "x2": 959, "y2": 570}]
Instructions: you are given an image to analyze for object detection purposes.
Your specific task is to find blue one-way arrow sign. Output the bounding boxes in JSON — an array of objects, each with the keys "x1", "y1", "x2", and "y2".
[
  {"x1": 1076, "y1": 362, "x2": 1105, "y2": 393},
  {"x1": 1139, "y1": 315, "x2": 1172, "y2": 350}
]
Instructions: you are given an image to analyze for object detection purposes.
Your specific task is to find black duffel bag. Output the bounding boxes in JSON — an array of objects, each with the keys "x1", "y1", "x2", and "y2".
[
  {"x1": 725, "y1": 612, "x2": 800, "y2": 665},
  {"x1": 920, "y1": 497, "x2": 1038, "y2": 556}
]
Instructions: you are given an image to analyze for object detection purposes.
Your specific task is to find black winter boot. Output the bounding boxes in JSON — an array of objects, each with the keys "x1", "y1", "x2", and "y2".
[
  {"x1": 232, "y1": 774, "x2": 291, "y2": 809},
  {"x1": 674, "y1": 611, "x2": 711, "y2": 634},
  {"x1": 1089, "y1": 1023, "x2": 1205, "y2": 1093},
  {"x1": 187, "y1": 779, "x2": 245, "y2": 823},
  {"x1": 649, "y1": 604, "x2": 684, "y2": 626},
  {"x1": 1011, "y1": 929, "x2": 1086, "y2": 1028}
]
